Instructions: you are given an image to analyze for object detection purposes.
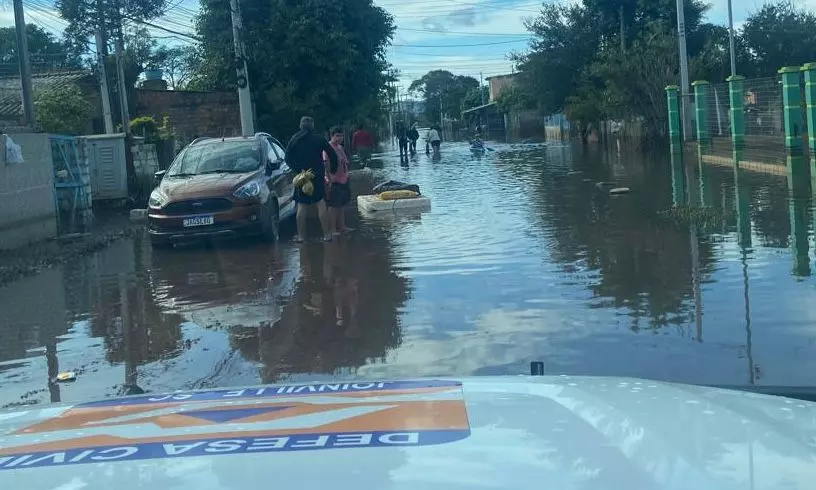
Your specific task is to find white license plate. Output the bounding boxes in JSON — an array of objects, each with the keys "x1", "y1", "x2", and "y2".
[{"x1": 182, "y1": 216, "x2": 214, "y2": 227}]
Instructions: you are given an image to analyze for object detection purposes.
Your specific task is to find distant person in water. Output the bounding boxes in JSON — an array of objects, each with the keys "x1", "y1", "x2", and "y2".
[
  {"x1": 351, "y1": 123, "x2": 374, "y2": 165},
  {"x1": 395, "y1": 122, "x2": 409, "y2": 160},
  {"x1": 407, "y1": 123, "x2": 420, "y2": 155},
  {"x1": 426, "y1": 125, "x2": 442, "y2": 154}
]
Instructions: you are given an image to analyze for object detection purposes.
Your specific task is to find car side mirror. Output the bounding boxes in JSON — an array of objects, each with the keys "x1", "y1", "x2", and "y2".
[
  {"x1": 154, "y1": 169, "x2": 167, "y2": 185},
  {"x1": 265, "y1": 159, "x2": 282, "y2": 175}
]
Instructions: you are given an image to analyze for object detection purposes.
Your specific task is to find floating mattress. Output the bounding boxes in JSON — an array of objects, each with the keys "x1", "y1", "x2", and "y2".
[{"x1": 357, "y1": 194, "x2": 431, "y2": 213}]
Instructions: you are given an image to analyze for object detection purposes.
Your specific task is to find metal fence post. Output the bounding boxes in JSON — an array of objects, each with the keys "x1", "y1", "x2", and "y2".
[
  {"x1": 666, "y1": 85, "x2": 681, "y2": 150},
  {"x1": 779, "y1": 66, "x2": 809, "y2": 190},
  {"x1": 692, "y1": 81, "x2": 710, "y2": 151},
  {"x1": 801, "y1": 63, "x2": 816, "y2": 176}
]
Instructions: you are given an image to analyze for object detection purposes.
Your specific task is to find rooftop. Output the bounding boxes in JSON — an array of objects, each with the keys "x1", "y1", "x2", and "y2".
[{"x1": 0, "y1": 70, "x2": 94, "y2": 118}]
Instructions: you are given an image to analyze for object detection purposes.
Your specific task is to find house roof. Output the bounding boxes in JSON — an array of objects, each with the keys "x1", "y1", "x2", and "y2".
[
  {"x1": 461, "y1": 102, "x2": 497, "y2": 115},
  {"x1": 0, "y1": 70, "x2": 94, "y2": 118},
  {"x1": 485, "y1": 73, "x2": 516, "y2": 81}
]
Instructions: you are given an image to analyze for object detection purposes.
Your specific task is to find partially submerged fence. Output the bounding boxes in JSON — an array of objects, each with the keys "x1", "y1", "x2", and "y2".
[{"x1": 667, "y1": 63, "x2": 816, "y2": 181}]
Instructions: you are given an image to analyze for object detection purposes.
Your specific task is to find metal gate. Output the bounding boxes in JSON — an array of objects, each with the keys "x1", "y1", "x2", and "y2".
[{"x1": 51, "y1": 135, "x2": 93, "y2": 233}]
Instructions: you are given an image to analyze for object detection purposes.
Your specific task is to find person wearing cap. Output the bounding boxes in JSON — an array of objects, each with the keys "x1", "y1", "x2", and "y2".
[{"x1": 285, "y1": 116, "x2": 338, "y2": 243}]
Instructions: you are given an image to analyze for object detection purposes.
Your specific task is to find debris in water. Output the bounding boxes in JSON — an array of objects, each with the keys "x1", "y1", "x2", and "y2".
[
  {"x1": 609, "y1": 187, "x2": 631, "y2": 195},
  {"x1": 56, "y1": 371, "x2": 77, "y2": 383},
  {"x1": 583, "y1": 178, "x2": 592, "y2": 183}
]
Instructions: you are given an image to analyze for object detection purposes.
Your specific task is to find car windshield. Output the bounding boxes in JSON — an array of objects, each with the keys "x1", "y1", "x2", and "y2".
[{"x1": 168, "y1": 141, "x2": 261, "y2": 176}]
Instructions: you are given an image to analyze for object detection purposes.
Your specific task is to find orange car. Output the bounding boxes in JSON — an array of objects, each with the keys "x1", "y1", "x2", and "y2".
[{"x1": 147, "y1": 133, "x2": 295, "y2": 248}]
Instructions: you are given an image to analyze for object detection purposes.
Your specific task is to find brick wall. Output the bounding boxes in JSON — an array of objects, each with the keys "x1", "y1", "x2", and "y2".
[{"x1": 133, "y1": 90, "x2": 241, "y2": 144}]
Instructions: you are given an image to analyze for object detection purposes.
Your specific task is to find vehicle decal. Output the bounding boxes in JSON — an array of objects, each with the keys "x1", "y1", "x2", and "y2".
[{"x1": 0, "y1": 380, "x2": 470, "y2": 471}]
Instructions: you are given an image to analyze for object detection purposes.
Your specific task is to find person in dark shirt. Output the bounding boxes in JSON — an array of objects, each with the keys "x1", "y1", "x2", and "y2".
[
  {"x1": 407, "y1": 123, "x2": 420, "y2": 155},
  {"x1": 394, "y1": 122, "x2": 409, "y2": 160},
  {"x1": 285, "y1": 116, "x2": 338, "y2": 243}
]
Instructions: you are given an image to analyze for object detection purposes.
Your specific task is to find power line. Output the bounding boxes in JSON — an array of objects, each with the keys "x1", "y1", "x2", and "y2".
[
  {"x1": 122, "y1": 15, "x2": 202, "y2": 42},
  {"x1": 397, "y1": 26, "x2": 529, "y2": 37},
  {"x1": 391, "y1": 39, "x2": 527, "y2": 47}
]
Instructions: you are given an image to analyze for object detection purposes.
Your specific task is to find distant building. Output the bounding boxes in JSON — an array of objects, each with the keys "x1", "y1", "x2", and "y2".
[{"x1": 486, "y1": 73, "x2": 517, "y2": 103}]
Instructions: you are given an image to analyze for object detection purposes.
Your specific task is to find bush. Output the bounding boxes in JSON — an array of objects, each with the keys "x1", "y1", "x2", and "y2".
[{"x1": 33, "y1": 84, "x2": 93, "y2": 135}]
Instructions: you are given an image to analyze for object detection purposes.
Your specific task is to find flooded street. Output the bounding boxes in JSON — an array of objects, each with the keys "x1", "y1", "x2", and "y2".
[{"x1": 3, "y1": 142, "x2": 816, "y2": 407}]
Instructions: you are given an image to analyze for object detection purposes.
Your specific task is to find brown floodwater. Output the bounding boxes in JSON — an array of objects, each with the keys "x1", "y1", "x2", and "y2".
[{"x1": 2, "y1": 142, "x2": 816, "y2": 407}]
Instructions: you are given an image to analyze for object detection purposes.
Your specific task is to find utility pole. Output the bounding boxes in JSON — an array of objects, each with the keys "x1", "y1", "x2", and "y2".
[
  {"x1": 727, "y1": 0, "x2": 737, "y2": 76},
  {"x1": 114, "y1": 3, "x2": 130, "y2": 133},
  {"x1": 95, "y1": 29, "x2": 114, "y2": 134},
  {"x1": 230, "y1": 0, "x2": 254, "y2": 136},
  {"x1": 480, "y1": 72, "x2": 486, "y2": 106},
  {"x1": 13, "y1": 0, "x2": 35, "y2": 126},
  {"x1": 619, "y1": 5, "x2": 626, "y2": 53},
  {"x1": 675, "y1": 0, "x2": 692, "y2": 141}
]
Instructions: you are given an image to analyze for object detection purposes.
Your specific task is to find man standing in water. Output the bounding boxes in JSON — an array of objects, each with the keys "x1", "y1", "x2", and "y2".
[
  {"x1": 351, "y1": 123, "x2": 374, "y2": 166},
  {"x1": 285, "y1": 116, "x2": 338, "y2": 243},
  {"x1": 394, "y1": 122, "x2": 409, "y2": 160}
]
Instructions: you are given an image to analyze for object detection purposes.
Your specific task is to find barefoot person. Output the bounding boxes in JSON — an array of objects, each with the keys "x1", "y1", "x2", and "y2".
[
  {"x1": 323, "y1": 126, "x2": 352, "y2": 236},
  {"x1": 285, "y1": 116, "x2": 338, "y2": 243}
]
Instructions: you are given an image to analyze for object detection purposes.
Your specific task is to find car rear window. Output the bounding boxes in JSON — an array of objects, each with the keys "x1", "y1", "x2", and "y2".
[{"x1": 169, "y1": 141, "x2": 261, "y2": 176}]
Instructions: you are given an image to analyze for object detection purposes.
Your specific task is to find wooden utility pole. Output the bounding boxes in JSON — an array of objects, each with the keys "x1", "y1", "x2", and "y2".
[
  {"x1": 95, "y1": 29, "x2": 115, "y2": 134},
  {"x1": 13, "y1": 0, "x2": 35, "y2": 126},
  {"x1": 230, "y1": 0, "x2": 255, "y2": 136},
  {"x1": 115, "y1": 2, "x2": 131, "y2": 132}
]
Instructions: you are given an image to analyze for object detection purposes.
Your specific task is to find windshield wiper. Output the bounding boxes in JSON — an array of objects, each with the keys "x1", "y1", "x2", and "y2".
[{"x1": 199, "y1": 169, "x2": 252, "y2": 174}]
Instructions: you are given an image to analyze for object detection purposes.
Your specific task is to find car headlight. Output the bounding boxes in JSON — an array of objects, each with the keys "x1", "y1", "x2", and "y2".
[
  {"x1": 234, "y1": 181, "x2": 261, "y2": 200},
  {"x1": 148, "y1": 190, "x2": 167, "y2": 208}
]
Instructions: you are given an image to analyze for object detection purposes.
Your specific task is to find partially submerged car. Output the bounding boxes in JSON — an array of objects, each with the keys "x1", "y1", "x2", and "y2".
[
  {"x1": 148, "y1": 133, "x2": 294, "y2": 247},
  {"x1": 2, "y1": 376, "x2": 816, "y2": 489}
]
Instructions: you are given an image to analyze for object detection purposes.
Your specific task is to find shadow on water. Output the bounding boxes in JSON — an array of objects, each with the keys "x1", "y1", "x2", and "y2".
[{"x1": 1, "y1": 142, "x2": 816, "y2": 406}]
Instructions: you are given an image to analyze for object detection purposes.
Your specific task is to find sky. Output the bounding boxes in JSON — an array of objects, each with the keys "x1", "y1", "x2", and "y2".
[{"x1": 1, "y1": 0, "x2": 814, "y2": 91}]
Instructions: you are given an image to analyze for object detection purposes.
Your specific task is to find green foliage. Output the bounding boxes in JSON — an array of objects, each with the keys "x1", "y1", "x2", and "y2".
[
  {"x1": 0, "y1": 24, "x2": 79, "y2": 68},
  {"x1": 150, "y1": 46, "x2": 196, "y2": 89},
  {"x1": 512, "y1": 0, "x2": 816, "y2": 140},
  {"x1": 495, "y1": 85, "x2": 535, "y2": 113},
  {"x1": 33, "y1": 84, "x2": 92, "y2": 135},
  {"x1": 190, "y1": 0, "x2": 395, "y2": 137},
  {"x1": 408, "y1": 70, "x2": 479, "y2": 123},
  {"x1": 129, "y1": 116, "x2": 176, "y2": 142},
  {"x1": 56, "y1": 0, "x2": 167, "y2": 58},
  {"x1": 463, "y1": 86, "x2": 489, "y2": 110},
  {"x1": 741, "y1": 2, "x2": 816, "y2": 77}
]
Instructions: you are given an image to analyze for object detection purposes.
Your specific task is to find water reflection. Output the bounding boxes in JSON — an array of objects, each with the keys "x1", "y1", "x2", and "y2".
[{"x1": 1, "y1": 143, "x2": 816, "y2": 407}]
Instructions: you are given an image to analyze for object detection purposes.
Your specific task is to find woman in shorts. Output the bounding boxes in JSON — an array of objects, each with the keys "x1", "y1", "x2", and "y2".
[{"x1": 323, "y1": 126, "x2": 352, "y2": 236}]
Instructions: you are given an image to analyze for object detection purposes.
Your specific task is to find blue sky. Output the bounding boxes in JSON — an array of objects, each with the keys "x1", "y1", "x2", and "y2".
[{"x1": 2, "y1": 0, "x2": 814, "y2": 91}]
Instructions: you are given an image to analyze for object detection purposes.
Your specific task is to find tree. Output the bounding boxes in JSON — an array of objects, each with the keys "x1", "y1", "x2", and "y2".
[
  {"x1": 191, "y1": 0, "x2": 395, "y2": 137},
  {"x1": 56, "y1": 0, "x2": 168, "y2": 57},
  {"x1": 741, "y1": 2, "x2": 816, "y2": 78},
  {"x1": 150, "y1": 45, "x2": 195, "y2": 89},
  {"x1": 34, "y1": 84, "x2": 93, "y2": 135},
  {"x1": 408, "y1": 70, "x2": 478, "y2": 124},
  {"x1": 463, "y1": 86, "x2": 489, "y2": 110},
  {"x1": 0, "y1": 24, "x2": 78, "y2": 70}
]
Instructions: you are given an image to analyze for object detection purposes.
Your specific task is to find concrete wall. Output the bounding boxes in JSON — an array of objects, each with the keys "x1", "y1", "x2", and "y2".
[
  {"x1": 488, "y1": 74, "x2": 516, "y2": 103},
  {"x1": 0, "y1": 133, "x2": 57, "y2": 250},
  {"x1": 133, "y1": 90, "x2": 241, "y2": 145}
]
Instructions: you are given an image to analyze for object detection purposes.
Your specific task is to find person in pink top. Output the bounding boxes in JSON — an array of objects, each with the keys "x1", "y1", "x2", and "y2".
[{"x1": 323, "y1": 126, "x2": 352, "y2": 236}]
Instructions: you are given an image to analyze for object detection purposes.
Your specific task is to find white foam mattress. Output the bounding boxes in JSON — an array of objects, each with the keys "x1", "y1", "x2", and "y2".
[{"x1": 357, "y1": 194, "x2": 431, "y2": 213}]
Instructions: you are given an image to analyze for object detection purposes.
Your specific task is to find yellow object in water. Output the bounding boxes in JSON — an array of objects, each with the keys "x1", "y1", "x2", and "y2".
[
  {"x1": 56, "y1": 371, "x2": 77, "y2": 382},
  {"x1": 379, "y1": 190, "x2": 418, "y2": 201}
]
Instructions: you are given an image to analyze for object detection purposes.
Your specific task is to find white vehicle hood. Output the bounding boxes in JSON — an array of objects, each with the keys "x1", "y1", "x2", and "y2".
[{"x1": 1, "y1": 376, "x2": 816, "y2": 489}]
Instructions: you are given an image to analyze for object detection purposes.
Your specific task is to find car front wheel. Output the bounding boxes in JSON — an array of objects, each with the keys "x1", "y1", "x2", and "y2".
[{"x1": 260, "y1": 199, "x2": 279, "y2": 242}]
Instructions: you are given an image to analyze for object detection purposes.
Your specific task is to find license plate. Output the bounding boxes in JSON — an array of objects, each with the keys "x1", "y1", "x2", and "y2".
[{"x1": 183, "y1": 215, "x2": 214, "y2": 227}]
